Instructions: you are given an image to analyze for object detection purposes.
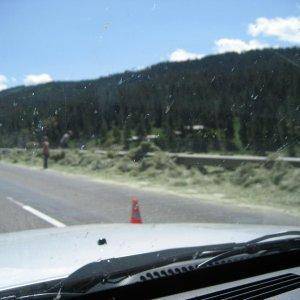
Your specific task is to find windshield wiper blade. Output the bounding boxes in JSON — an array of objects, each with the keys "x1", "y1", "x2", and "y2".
[
  {"x1": 246, "y1": 231, "x2": 300, "y2": 244},
  {"x1": 58, "y1": 242, "x2": 237, "y2": 294},
  {"x1": 197, "y1": 230, "x2": 300, "y2": 269},
  {"x1": 59, "y1": 231, "x2": 300, "y2": 295}
]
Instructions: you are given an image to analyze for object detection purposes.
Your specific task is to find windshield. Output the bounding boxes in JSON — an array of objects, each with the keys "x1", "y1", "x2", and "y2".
[{"x1": 0, "y1": 0, "x2": 299, "y2": 291}]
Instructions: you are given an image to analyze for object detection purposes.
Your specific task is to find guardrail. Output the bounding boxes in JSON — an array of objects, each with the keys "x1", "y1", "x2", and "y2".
[
  {"x1": 167, "y1": 153, "x2": 300, "y2": 168},
  {"x1": 1, "y1": 148, "x2": 300, "y2": 168}
]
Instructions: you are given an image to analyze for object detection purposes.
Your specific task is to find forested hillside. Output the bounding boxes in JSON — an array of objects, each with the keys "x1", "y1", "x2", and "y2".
[{"x1": 0, "y1": 47, "x2": 299, "y2": 155}]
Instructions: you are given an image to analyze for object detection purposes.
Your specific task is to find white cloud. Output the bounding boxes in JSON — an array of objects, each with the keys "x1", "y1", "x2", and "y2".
[
  {"x1": 169, "y1": 49, "x2": 204, "y2": 62},
  {"x1": 0, "y1": 75, "x2": 8, "y2": 91},
  {"x1": 248, "y1": 17, "x2": 300, "y2": 43},
  {"x1": 10, "y1": 77, "x2": 17, "y2": 83},
  {"x1": 215, "y1": 38, "x2": 269, "y2": 54},
  {"x1": 24, "y1": 73, "x2": 53, "y2": 86}
]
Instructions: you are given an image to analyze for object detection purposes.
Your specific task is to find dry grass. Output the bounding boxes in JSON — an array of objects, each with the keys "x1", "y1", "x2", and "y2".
[{"x1": 1, "y1": 143, "x2": 299, "y2": 213}]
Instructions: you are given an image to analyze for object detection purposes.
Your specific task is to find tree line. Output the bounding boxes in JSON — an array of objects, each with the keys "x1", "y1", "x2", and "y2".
[{"x1": 0, "y1": 47, "x2": 299, "y2": 156}]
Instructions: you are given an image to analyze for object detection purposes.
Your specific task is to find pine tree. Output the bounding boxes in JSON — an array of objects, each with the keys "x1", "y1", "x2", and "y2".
[
  {"x1": 122, "y1": 121, "x2": 131, "y2": 150},
  {"x1": 224, "y1": 112, "x2": 236, "y2": 151},
  {"x1": 136, "y1": 116, "x2": 146, "y2": 139},
  {"x1": 112, "y1": 126, "x2": 121, "y2": 144},
  {"x1": 99, "y1": 119, "x2": 108, "y2": 144}
]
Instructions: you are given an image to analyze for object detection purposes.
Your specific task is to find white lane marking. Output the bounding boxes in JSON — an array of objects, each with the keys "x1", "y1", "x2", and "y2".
[{"x1": 6, "y1": 196, "x2": 66, "y2": 228}]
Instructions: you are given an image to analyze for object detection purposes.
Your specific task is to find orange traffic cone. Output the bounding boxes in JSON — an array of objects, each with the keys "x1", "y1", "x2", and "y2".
[{"x1": 130, "y1": 196, "x2": 143, "y2": 224}]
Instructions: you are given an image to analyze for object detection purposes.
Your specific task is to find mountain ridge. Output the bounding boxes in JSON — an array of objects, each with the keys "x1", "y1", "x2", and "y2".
[{"x1": 0, "y1": 47, "x2": 299, "y2": 155}]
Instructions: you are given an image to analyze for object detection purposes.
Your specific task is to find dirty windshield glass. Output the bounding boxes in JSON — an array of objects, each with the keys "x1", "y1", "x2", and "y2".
[{"x1": 0, "y1": 0, "x2": 299, "y2": 287}]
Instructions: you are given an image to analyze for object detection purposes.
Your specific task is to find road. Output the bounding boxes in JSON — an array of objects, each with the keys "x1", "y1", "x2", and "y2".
[{"x1": 0, "y1": 162, "x2": 299, "y2": 233}]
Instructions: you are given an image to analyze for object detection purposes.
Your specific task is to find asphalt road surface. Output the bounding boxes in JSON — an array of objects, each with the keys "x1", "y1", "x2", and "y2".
[{"x1": 0, "y1": 162, "x2": 299, "y2": 233}]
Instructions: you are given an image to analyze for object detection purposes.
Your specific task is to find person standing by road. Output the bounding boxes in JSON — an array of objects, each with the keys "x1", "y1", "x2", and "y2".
[
  {"x1": 60, "y1": 130, "x2": 73, "y2": 148},
  {"x1": 42, "y1": 136, "x2": 50, "y2": 169}
]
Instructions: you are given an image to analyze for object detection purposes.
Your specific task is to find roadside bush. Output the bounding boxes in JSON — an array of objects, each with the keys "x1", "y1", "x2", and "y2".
[
  {"x1": 89, "y1": 159, "x2": 108, "y2": 171},
  {"x1": 171, "y1": 178, "x2": 188, "y2": 187},
  {"x1": 230, "y1": 160, "x2": 299, "y2": 192},
  {"x1": 19, "y1": 151, "x2": 36, "y2": 162},
  {"x1": 190, "y1": 171, "x2": 213, "y2": 185},
  {"x1": 25, "y1": 141, "x2": 39, "y2": 150},
  {"x1": 51, "y1": 150, "x2": 65, "y2": 162},
  {"x1": 58, "y1": 152, "x2": 81, "y2": 166},
  {"x1": 231, "y1": 163, "x2": 255, "y2": 186},
  {"x1": 139, "y1": 158, "x2": 153, "y2": 172},
  {"x1": 273, "y1": 164, "x2": 300, "y2": 192},
  {"x1": 167, "y1": 166, "x2": 184, "y2": 178},
  {"x1": 136, "y1": 151, "x2": 179, "y2": 175},
  {"x1": 278, "y1": 170, "x2": 300, "y2": 192},
  {"x1": 230, "y1": 163, "x2": 267, "y2": 187},
  {"x1": 141, "y1": 166, "x2": 163, "y2": 178},
  {"x1": 107, "y1": 150, "x2": 117, "y2": 159},
  {"x1": 115, "y1": 157, "x2": 136, "y2": 173},
  {"x1": 77, "y1": 153, "x2": 96, "y2": 166},
  {"x1": 128, "y1": 142, "x2": 160, "y2": 162},
  {"x1": 151, "y1": 152, "x2": 177, "y2": 170},
  {"x1": 270, "y1": 161, "x2": 292, "y2": 185}
]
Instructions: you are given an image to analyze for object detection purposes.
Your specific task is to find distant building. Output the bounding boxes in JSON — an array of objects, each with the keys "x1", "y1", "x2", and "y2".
[
  {"x1": 174, "y1": 130, "x2": 182, "y2": 136},
  {"x1": 184, "y1": 124, "x2": 204, "y2": 131},
  {"x1": 128, "y1": 134, "x2": 159, "y2": 142},
  {"x1": 145, "y1": 134, "x2": 159, "y2": 141},
  {"x1": 128, "y1": 135, "x2": 139, "y2": 142},
  {"x1": 174, "y1": 125, "x2": 205, "y2": 136},
  {"x1": 129, "y1": 126, "x2": 204, "y2": 141}
]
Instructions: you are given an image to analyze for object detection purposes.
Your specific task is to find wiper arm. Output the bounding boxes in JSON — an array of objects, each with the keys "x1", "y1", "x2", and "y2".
[
  {"x1": 198, "y1": 230, "x2": 300, "y2": 269},
  {"x1": 245, "y1": 230, "x2": 300, "y2": 244},
  {"x1": 58, "y1": 242, "x2": 236, "y2": 294},
  {"x1": 59, "y1": 231, "x2": 300, "y2": 295}
]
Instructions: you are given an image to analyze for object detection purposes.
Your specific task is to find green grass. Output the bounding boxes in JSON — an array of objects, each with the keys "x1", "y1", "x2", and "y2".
[{"x1": 1, "y1": 143, "x2": 299, "y2": 215}]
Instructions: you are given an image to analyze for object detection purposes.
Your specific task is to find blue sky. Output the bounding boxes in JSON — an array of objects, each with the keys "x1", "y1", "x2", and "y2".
[{"x1": 0, "y1": 0, "x2": 299, "y2": 90}]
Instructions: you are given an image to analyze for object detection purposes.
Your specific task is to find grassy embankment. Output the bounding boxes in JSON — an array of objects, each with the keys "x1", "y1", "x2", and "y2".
[{"x1": 0, "y1": 142, "x2": 299, "y2": 215}]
